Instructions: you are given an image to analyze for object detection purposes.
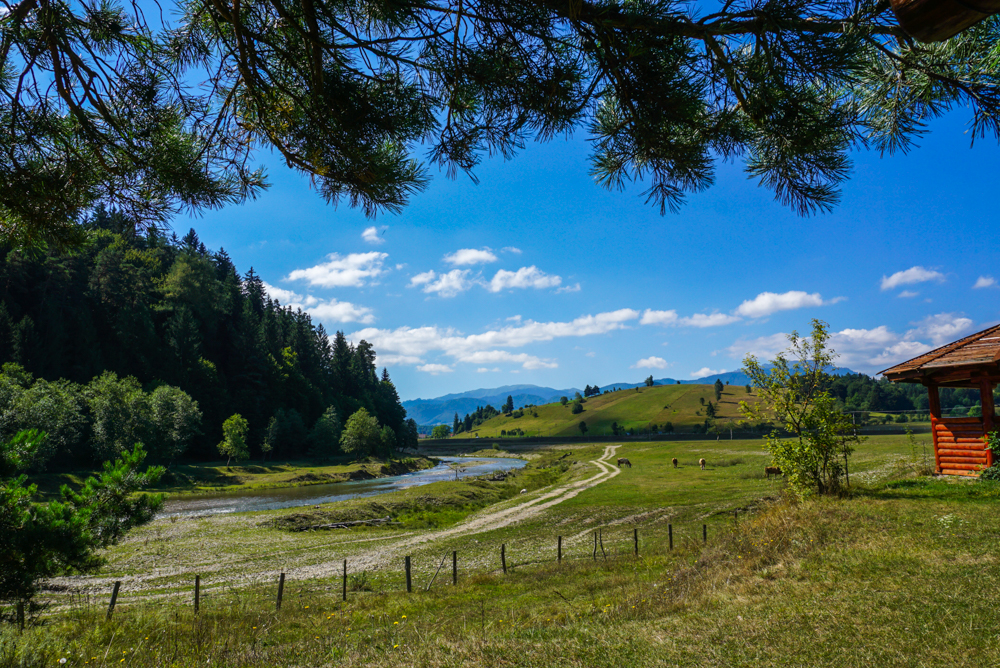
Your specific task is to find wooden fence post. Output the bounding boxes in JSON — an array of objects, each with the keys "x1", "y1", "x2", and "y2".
[
  {"x1": 599, "y1": 529, "x2": 607, "y2": 560},
  {"x1": 106, "y1": 581, "x2": 121, "y2": 621},
  {"x1": 592, "y1": 531, "x2": 597, "y2": 560},
  {"x1": 501, "y1": 544, "x2": 507, "y2": 574},
  {"x1": 16, "y1": 601, "x2": 24, "y2": 631},
  {"x1": 342, "y1": 560, "x2": 347, "y2": 602},
  {"x1": 634, "y1": 528, "x2": 638, "y2": 557},
  {"x1": 405, "y1": 556, "x2": 412, "y2": 593},
  {"x1": 703, "y1": 524, "x2": 707, "y2": 543},
  {"x1": 194, "y1": 575, "x2": 200, "y2": 614},
  {"x1": 668, "y1": 524, "x2": 673, "y2": 550},
  {"x1": 558, "y1": 536, "x2": 562, "y2": 564},
  {"x1": 276, "y1": 573, "x2": 285, "y2": 611},
  {"x1": 452, "y1": 551, "x2": 458, "y2": 585}
]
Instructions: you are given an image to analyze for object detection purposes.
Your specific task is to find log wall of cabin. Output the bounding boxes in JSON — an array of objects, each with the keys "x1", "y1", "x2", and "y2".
[{"x1": 925, "y1": 382, "x2": 994, "y2": 476}]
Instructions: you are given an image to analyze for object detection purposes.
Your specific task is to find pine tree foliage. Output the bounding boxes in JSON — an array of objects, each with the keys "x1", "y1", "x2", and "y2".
[{"x1": 4, "y1": 0, "x2": 1000, "y2": 245}]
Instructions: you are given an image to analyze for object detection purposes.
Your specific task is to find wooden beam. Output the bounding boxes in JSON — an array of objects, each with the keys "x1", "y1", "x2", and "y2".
[
  {"x1": 981, "y1": 378, "x2": 995, "y2": 468},
  {"x1": 929, "y1": 384, "x2": 942, "y2": 474}
]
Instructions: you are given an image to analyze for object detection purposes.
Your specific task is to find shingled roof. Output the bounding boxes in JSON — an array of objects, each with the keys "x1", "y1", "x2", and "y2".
[{"x1": 881, "y1": 324, "x2": 1000, "y2": 383}]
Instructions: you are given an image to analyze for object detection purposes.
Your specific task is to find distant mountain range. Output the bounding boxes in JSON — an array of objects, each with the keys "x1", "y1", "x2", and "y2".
[{"x1": 403, "y1": 368, "x2": 860, "y2": 426}]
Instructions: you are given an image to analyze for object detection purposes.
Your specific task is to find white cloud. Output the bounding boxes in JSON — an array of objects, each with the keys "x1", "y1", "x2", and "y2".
[
  {"x1": 349, "y1": 308, "x2": 640, "y2": 369},
  {"x1": 417, "y1": 364, "x2": 453, "y2": 375},
  {"x1": 287, "y1": 252, "x2": 388, "y2": 288},
  {"x1": 409, "y1": 269, "x2": 475, "y2": 297},
  {"x1": 691, "y1": 367, "x2": 725, "y2": 378},
  {"x1": 679, "y1": 313, "x2": 742, "y2": 328},
  {"x1": 377, "y1": 354, "x2": 424, "y2": 366},
  {"x1": 974, "y1": 276, "x2": 997, "y2": 289},
  {"x1": 735, "y1": 291, "x2": 831, "y2": 318},
  {"x1": 262, "y1": 281, "x2": 308, "y2": 306},
  {"x1": 263, "y1": 281, "x2": 372, "y2": 323},
  {"x1": 556, "y1": 283, "x2": 581, "y2": 293},
  {"x1": 585, "y1": 351, "x2": 596, "y2": 357},
  {"x1": 723, "y1": 314, "x2": 977, "y2": 375},
  {"x1": 458, "y1": 350, "x2": 557, "y2": 370},
  {"x1": 502, "y1": 247, "x2": 522, "y2": 254},
  {"x1": 308, "y1": 299, "x2": 376, "y2": 325},
  {"x1": 361, "y1": 226, "x2": 387, "y2": 245},
  {"x1": 477, "y1": 367, "x2": 501, "y2": 373},
  {"x1": 906, "y1": 312, "x2": 975, "y2": 346},
  {"x1": 633, "y1": 356, "x2": 668, "y2": 370},
  {"x1": 880, "y1": 266, "x2": 945, "y2": 291},
  {"x1": 897, "y1": 291, "x2": 919, "y2": 298},
  {"x1": 640, "y1": 309, "x2": 679, "y2": 326},
  {"x1": 488, "y1": 266, "x2": 562, "y2": 292},
  {"x1": 444, "y1": 248, "x2": 498, "y2": 266}
]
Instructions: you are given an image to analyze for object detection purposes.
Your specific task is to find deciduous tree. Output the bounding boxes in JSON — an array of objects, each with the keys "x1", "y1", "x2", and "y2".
[{"x1": 218, "y1": 414, "x2": 249, "y2": 468}]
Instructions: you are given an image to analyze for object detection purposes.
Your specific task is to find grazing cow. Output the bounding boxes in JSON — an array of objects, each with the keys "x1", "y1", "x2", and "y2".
[
  {"x1": 672, "y1": 457, "x2": 678, "y2": 468},
  {"x1": 519, "y1": 488, "x2": 527, "y2": 494},
  {"x1": 765, "y1": 466, "x2": 783, "y2": 479},
  {"x1": 617, "y1": 457, "x2": 632, "y2": 468},
  {"x1": 699, "y1": 458, "x2": 706, "y2": 470}
]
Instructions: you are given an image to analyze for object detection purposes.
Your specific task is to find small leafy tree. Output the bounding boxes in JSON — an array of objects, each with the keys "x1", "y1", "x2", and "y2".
[
  {"x1": 571, "y1": 402, "x2": 583, "y2": 415},
  {"x1": 218, "y1": 414, "x2": 249, "y2": 468},
  {"x1": 430, "y1": 424, "x2": 451, "y2": 439},
  {"x1": 714, "y1": 378, "x2": 724, "y2": 401},
  {"x1": 341, "y1": 408, "x2": 382, "y2": 458},
  {"x1": 645, "y1": 375, "x2": 654, "y2": 387},
  {"x1": 740, "y1": 320, "x2": 863, "y2": 496},
  {"x1": 706, "y1": 401, "x2": 716, "y2": 418},
  {"x1": 1, "y1": 430, "x2": 163, "y2": 612},
  {"x1": 559, "y1": 396, "x2": 569, "y2": 406}
]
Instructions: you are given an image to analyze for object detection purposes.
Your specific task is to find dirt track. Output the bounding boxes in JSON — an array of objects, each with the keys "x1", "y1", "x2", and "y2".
[{"x1": 289, "y1": 444, "x2": 622, "y2": 579}]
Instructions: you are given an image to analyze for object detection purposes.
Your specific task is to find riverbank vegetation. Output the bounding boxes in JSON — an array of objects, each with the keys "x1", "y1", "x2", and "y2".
[{"x1": 4, "y1": 434, "x2": 996, "y2": 667}]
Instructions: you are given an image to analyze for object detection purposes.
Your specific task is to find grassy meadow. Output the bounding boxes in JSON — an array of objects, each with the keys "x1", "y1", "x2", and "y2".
[
  {"x1": 451, "y1": 383, "x2": 758, "y2": 438},
  {"x1": 5, "y1": 432, "x2": 998, "y2": 667}
]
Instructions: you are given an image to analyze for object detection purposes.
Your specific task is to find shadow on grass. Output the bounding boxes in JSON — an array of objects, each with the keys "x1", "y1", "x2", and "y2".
[{"x1": 856, "y1": 476, "x2": 1000, "y2": 502}]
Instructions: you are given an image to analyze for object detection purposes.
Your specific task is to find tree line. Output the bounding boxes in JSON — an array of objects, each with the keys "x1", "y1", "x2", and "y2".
[{"x1": 0, "y1": 208, "x2": 416, "y2": 467}]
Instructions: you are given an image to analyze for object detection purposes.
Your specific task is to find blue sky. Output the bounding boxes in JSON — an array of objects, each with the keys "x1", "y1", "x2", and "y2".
[{"x1": 192, "y1": 110, "x2": 1000, "y2": 401}]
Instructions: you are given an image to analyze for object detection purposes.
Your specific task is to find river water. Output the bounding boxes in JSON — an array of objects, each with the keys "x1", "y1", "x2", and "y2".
[{"x1": 159, "y1": 456, "x2": 527, "y2": 518}]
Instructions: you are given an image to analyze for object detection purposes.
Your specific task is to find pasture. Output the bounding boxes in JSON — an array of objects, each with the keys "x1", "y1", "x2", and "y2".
[
  {"x1": 6, "y1": 433, "x2": 998, "y2": 667},
  {"x1": 452, "y1": 383, "x2": 758, "y2": 438}
]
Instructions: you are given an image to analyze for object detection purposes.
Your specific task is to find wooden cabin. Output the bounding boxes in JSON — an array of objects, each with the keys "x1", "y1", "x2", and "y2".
[{"x1": 881, "y1": 324, "x2": 999, "y2": 476}]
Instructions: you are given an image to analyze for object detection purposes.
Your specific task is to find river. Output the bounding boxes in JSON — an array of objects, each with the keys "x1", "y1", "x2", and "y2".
[{"x1": 160, "y1": 456, "x2": 527, "y2": 518}]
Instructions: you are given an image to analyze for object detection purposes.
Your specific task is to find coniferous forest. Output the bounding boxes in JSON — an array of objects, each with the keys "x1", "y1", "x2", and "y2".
[{"x1": 0, "y1": 207, "x2": 416, "y2": 471}]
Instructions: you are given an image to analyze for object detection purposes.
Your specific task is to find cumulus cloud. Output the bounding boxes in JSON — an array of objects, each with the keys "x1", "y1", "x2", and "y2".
[
  {"x1": 287, "y1": 252, "x2": 388, "y2": 288},
  {"x1": 723, "y1": 313, "x2": 977, "y2": 374},
  {"x1": 444, "y1": 248, "x2": 498, "y2": 266},
  {"x1": 898, "y1": 291, "x2": 919, "y2": 298},
  {"x1": 502, "y1": 247, "x2": 522, "y2": 254},
  {"x1": 907, "y1": 312, "x2": 974, "y2": 346},
  {"x1": 417, "y1": 364, "x2": 453, "y2": 375},
  {"x1": 640, "y1": 309, "x2": 679, "y2": 326},
  {"x1": 308, "y1": 300, "x2": 376, "y2": 325},
  {"x1": 263, "y1": 281, "x2": 373, "y2": 324},
  {"x1": 679, "y1": 313, "x2": 742, "y2": 328},
  {"x1": 349, "y1": 308, "x2": 639, "y2": 370},
  {"x1": 880, "y1": 266, "x2": 945, "y2": 291},
  {"x1": 556, "y1": 283, "x2": 581, "y2": 293},
  {"x1": 735, "y1": 291, "x2": 836, "y2": 318},
  {"x1": 477, "y1": 367, "x2": 501, "y2": 373},
  {"x1": 488, "y1": 266, "x2": 562, "y2": 292},
  {"x1": 691, "y1": 367, "x2": 725, "y2": 378},
  {"x1": 377, "y1": 354, "x2": 424, "y2": 366},
  {"x1": 974, "y1": 276, "x2": 997, "y2": 289},
  {"x1": 458, "y1": 350, "x2": 557, "y2": 369},
  {"x1": 633, "y1": 356, "x2": 668, "y2": 370},
  {"x1": 408, "y1": 269, "x2": 475, "y2": 297},
  {"x1": 361, "y1": 226, "x2": 387, "y2": 245}
]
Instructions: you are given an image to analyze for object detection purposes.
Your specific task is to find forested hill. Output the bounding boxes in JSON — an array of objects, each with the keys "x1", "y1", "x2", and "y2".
[{"x1": 0, "y1": 209, "x2": 414, "y2": 467}]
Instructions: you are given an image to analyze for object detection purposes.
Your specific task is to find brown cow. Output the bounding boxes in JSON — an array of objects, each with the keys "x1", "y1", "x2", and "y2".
[
  {"x1": 672, "y1": 457, "x2": 678, "y2": 468},
  {"x1": 617, "y1": 457, "x2": 632, "y2": 468},
  {"x1": 765, "y1": 466, "x2": 783, "y2": 479},
  {"x1": 699, "y1": 458, "x2": 706, "y2": 470}
]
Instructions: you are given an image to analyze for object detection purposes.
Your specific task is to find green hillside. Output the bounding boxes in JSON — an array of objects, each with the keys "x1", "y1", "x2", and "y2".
[{"x1": 450, "y1": 383, "x2": 758, "y2": 438}]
